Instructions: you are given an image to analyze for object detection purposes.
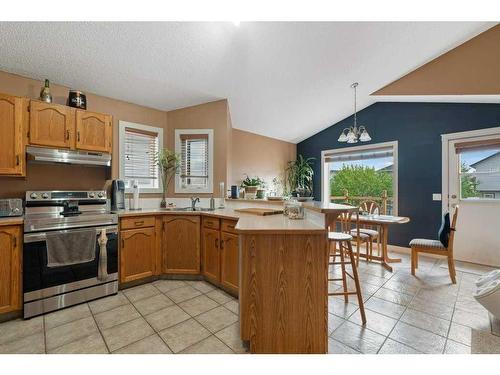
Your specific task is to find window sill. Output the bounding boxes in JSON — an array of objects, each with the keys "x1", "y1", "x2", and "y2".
[{"x1": 125, "y1": 188, "x2": 163, "y2": 194}]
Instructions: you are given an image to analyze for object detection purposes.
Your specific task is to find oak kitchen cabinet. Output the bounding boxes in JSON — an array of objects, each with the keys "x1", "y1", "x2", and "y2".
[
  {"x1": 76, "y1": 110, "x2": 112, "y2": 153},
  {"x1": 0, "y1": 225, "x2": 22, "y2": 314},
  {"x1": 29, "y1": 100, "x2": 112, "y2": 153},
  {"x1": 119, "y1": 217, "x2": 158, "y2": 283},
  {"x1": 202, "y1": 217, "x2": 239, "y2": 295},
  {"x1": 163, "y1": 215, "x2": 201, "y2": 274},
  {"x1": 29, "y1": 100, "x2": 75, "y2": 149},
  {"x1": 0, "y1": 93, "x2": 28, "y2": 176}
]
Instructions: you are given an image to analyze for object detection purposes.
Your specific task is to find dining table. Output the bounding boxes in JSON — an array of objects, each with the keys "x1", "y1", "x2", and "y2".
[{"x1": 355, "y1": 213, "x2": 410, "y2": 272}]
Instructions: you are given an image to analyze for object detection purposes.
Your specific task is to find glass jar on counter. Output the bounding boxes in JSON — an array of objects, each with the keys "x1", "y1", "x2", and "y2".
[{"x1": 284, "y1": 200, "x2": 305, "y2": 220}]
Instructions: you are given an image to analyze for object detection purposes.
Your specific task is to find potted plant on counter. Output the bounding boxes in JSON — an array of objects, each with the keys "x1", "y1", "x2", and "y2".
[
  {"x1": 241, "y1": 175, "x2": 264, "y2": 199},
  {"x1": 286, "y1": 154, "x2": 315, "y2": 201},
  {"x1": 156, "y1": 148, "x2": 180, "y2": 208}
]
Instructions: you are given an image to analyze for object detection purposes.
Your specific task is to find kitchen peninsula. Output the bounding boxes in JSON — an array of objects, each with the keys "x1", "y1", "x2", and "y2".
[{"x1": 118, "y1": 201, "x2": 355, "y2": 354}]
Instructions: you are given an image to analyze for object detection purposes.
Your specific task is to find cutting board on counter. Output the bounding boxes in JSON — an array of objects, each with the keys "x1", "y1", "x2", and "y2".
[{"x1": 234, "y1": 207, "x2": 284, "y2": 216}]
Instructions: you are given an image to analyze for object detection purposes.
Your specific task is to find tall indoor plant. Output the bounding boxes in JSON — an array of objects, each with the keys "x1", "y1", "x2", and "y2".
[
  {"x1": 286, "y1": 154, "x2": 315, "y2": 198},
  {"x1": 156, "y1": 148, "x2": 180, "y2": 208}
]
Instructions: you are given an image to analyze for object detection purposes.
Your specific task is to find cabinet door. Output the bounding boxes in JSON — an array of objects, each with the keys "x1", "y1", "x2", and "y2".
[
  {"x1": 163, "y1": 216, "x2": 200, "y2": 274},
  {"x1": 29, "y1": 101, "x2": 75, "y2": 149},
  {"x1": 0, "y1": 225, "x2": 22, "y2": 314},
  {"x1": 120, "y1": 227, "x2": 156, "y2": 283},
  {"x1": 76, "y1": 110, "x2": 112, "y2": 152},
  {"x1": 220, "y1": 232, "x2": 239, "y2": 294},
  {"x1": 0, "y1": 94, "x2": 25, "y2": 176},
  {"x1": 202, "y1": 227, "x2": 220, "y2": 284}
]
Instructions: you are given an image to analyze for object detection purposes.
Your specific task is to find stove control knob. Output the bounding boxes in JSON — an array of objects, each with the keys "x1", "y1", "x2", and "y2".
[
  {"x1": 42, "y1": 193, "x2": 49, "y2": 199},
  {"x1": 97, "y1": 192, "x2": 104, "y2": 198},
  {"x1": 30, "y1": 192, "x2": 38, "y2": 199},
  {"x1": 88, "y1": 192, "x2": 95, "y2": 198}
]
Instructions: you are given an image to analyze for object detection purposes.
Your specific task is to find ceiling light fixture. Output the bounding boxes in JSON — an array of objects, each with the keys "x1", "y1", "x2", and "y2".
[{"x1": 338, "y1": 82, "x2": 371, "y2": 144}]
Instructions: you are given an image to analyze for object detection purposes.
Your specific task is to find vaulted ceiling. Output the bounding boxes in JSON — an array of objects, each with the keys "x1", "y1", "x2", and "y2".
[{"x1": 0, "y1": 22, "x2": 495, "y2": 143}]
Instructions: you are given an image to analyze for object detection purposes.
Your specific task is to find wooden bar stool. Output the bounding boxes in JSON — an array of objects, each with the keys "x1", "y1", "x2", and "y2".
[{"x1": 328, "y1": 209, "x2": 367, "y2": 325}]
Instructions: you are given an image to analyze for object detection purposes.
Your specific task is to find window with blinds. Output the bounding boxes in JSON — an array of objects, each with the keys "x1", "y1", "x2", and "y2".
[
  {"x1": 175, "y1": 129, "x2": 213, "y2": 193},
  {"x1": 180, "y1": 134, "x2": 209, "y2": 189},
  {"x1": 119, "y1": 122, "x2": 162, "y2": 191},
  {"x1": 323, "y1": 142, "x2": 398, "y2": 215},
  {"x1": 455, "y1": 138, "x2": 500, "y2": 200}
]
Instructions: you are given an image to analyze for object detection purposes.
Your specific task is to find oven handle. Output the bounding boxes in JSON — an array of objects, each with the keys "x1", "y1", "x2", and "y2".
[{"x1": 24, "y1": 225, "x2": 118, "y2": 243}]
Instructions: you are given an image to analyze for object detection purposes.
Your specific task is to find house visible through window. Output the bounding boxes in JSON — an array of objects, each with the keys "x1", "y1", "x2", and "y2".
[
  {"x1": 322, "y1": 142, "x2": 398, "y2": 215},
  {"x1": 119, "y1": 121, "x2": 163, "y2": 193},
  {"x1": 175, "y1": 129, "x2": 214, "y2": 193},
  {"x1": 456, "y1": 139, "x2": 500, "y2": 200}
]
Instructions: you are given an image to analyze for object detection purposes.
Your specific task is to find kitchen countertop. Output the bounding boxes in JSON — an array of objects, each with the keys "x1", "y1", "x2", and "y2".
[
  {"x1": 0, "y1": 216, "x2": 24, "y2": 226},
  {"x1": 116, "y1": 207, "x2": 326, "y2": 234}
]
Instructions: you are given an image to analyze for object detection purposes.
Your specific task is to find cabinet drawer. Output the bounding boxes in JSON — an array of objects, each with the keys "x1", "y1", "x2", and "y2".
[
  {"x1": 221, "y1": 219, "x2": 238, "y2": 234},
  {"x1": 121, "y1": 216, "x2": 156, "y2": 230},
  {"x1": 203, "y1": 216, "x2": 220, "y2": 230}
]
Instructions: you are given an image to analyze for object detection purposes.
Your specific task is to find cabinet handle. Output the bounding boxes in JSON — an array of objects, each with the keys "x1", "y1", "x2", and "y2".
[
  {"x1": 13, "y1": 236, "x2": 17, "y2": 248},
  {"x1": 227, "y1": 225, "x2": 235, "y2": 230},
  {"x1": 15, "y1": 155, "x2": 20, "y2": 166},
  {"x1": 215, "y1": 238, "x2": 219, "y2": 248},
  {"x1": 134, "y1": 221, "x2": 144, "y2": 226},
  {"x1": 77, "y1": 131, "x2": 80, "y2": 142},
  {"x1": 66, "y1": 130, "x2": 70, "y2": 140},
  {"x1": 220, "y1": 239, "x2": 224, "y2": 250}
]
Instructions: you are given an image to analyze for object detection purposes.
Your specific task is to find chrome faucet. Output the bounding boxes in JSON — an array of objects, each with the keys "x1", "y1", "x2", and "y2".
[{"x1": 190, "y1": 196, "x2": 200, "y2": 211}]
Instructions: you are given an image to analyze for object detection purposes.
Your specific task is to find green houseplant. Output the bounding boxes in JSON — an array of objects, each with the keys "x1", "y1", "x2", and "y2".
[
  {"x1": 156, "y1": 148, "x2": 181, "y2": 208},
  {"x1": 241, "y1": 175, "x2": 264, "y2": 199},
  {"x1": 286, "y1": 155, "x2": 315, "y2": 198}
]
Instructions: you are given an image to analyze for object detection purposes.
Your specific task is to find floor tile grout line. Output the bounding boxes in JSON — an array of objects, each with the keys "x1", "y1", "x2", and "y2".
[
  {"x1": 119, "y1": 287, "x2": 176, "y2": 354},
  {"x1": 88, "y1": 302, "x2": 112, "y2": 354}
]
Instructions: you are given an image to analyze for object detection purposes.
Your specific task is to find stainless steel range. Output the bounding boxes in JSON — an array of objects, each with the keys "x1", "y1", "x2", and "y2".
[{"x1": 23, "y1": 190, "x2": 118, "y2": 318}]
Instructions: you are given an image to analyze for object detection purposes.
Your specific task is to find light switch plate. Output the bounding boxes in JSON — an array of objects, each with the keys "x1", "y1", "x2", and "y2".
[{"x1": 432, "y1": 193, "x2": 442, "y2": 201}]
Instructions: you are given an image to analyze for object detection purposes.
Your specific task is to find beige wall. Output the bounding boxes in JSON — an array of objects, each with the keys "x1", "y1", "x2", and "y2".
[
  {"x1": 230, "y1": 128, "x2": 296, "y2": 189},
  {"x1": 0, "y1": 70, "x2": 296, "y2": 200},
  {"x1": 166, "y1": 99, "x2": 231, "y2": 197},
  {"x1": 373, "y1": 24, "x2": 500, "y2": 95}
]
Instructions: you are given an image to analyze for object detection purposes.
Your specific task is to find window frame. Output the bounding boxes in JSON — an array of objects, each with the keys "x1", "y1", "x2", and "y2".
[
  {"x1": 174, "y1": 128, "x2": 214, "y2": 194},
  {"x1": 118, "y1": 121, "x2": 164, "y2": 194},
  {"x1": 321, "y1": 141, "x2": 398, "y2": 215}
]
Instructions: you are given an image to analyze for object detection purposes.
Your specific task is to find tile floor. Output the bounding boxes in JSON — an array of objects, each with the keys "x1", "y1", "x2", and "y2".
[{"x1": 0, "y1": 251, "x2": 495, "y2": 354}]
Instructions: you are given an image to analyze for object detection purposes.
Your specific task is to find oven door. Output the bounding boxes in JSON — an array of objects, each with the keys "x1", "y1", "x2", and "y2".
[{"x1": 23, "y1": 225, "x2": 118, "y2": 299}]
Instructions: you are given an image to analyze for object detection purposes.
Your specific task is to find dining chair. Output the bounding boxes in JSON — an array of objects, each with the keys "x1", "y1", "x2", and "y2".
[
  {"x1": 410, "y1": 206, "x2": 459, "y2": 284},
  {"x1": 357, "y1": 200, "x2": 381, "y2": 257},
  {"x1": 328, "y1": 209, "x2": 367, "y2": 325}
]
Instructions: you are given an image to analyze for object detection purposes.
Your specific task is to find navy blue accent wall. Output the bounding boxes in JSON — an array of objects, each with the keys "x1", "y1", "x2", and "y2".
[{"x1": 297, "y1": 102, "x2": 500, "y2": 246}]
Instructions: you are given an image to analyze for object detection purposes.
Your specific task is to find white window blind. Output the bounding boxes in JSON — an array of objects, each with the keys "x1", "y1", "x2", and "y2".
[
  {"x1": 180, "y1": 134, "x2": 209, "y2": 189},
  {"x1": 124, "y1": 127, "x2": 159, "y2": 188}
]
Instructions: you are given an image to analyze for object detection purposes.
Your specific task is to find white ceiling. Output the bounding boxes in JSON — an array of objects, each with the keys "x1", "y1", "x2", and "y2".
[{"x1": 0, "y1": 22, "x2": 495, "y2": 143}]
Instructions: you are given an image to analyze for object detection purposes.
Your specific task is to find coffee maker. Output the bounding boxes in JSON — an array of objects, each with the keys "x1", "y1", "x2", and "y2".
[{"x1": 111, "y1": 180, "x2": 125, "y2": 210}]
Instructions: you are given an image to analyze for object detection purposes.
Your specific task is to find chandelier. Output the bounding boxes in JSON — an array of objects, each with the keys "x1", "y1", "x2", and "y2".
[{"x1": 338, "y1": 82, "x2": 371, "y2": 143}]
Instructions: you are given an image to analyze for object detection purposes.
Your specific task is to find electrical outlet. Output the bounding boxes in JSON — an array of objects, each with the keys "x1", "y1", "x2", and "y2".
[{"x1": 432, "y1": 193, "x2": 442, "y2": 201}]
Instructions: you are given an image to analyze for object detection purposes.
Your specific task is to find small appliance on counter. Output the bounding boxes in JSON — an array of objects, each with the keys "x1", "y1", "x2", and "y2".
[
  {"x1": 230, "y1": 185, "x2": 239, "y2": 199},
  {"x1": 0, "y1": 198, "x2": 23, "y2": 217},
  {"x1": 111, "y1": 179, "x2": 125, "y2": 211}
]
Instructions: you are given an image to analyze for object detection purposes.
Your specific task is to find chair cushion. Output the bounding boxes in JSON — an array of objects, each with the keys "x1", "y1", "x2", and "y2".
[
  {"x1": 409, "y1": 238, "x2": 446, "y2": 249},
  {"x1": 438, "y1": 212, "x2": 451, "y2": 247},
  {"x1": 328, "y1": 232, "x2": 353, "y2": 241},
  {"x1": 349, "y1": 229, "x2": 371, "y2": 239},
  {"x1": 358, "y1": 228, "x2": 379, "y2": 238}
]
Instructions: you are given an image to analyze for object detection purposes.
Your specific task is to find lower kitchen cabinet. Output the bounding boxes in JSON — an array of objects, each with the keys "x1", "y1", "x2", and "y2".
[
  {"x1": 120, "y1": 226, "x2": 156, "y2": 283},
  {"x1": 220, "y1": 232, "x2": 239, "y2": 293},
  {"x1": 202, "y1": 218, "x2": 239, "y2": 295},
  {"x1": 0, "y1": 225, "x2": 22, "y2": 314},
  {"x1": 202, "y1": 227, "x2": 220, "y2": 284},
  {"x1": 163, "y1": 215, "x2": 200, "y2": 274}
]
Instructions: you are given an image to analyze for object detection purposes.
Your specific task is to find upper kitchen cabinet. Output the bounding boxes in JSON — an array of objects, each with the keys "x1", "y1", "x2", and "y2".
[
  {"x1": 76, "y1": 110, "x2": 112, "y2": 153},
  {"x1": 0, "y1": 93, "x2": 27, "y2": 176},
  {"x1": 29, "y1": 100, "x2": 75, "y2": 149}
]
